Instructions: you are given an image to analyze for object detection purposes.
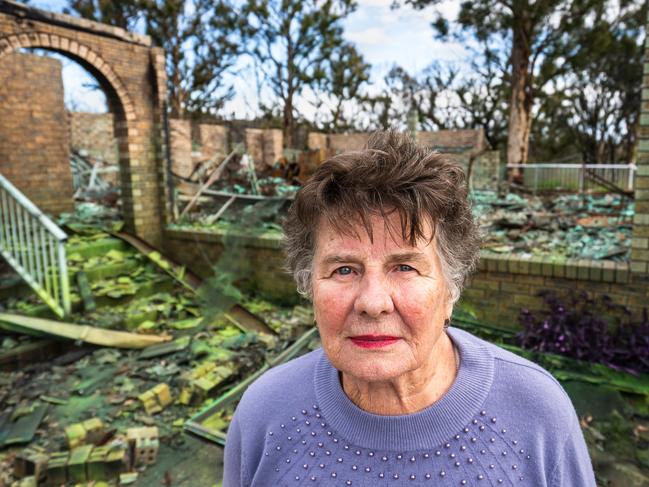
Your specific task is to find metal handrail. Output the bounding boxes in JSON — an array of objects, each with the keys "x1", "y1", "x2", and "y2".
[
  {"x1": 0, "y1": 173, "x2": 71, "y2": 317},
  {"x1": 507, "y1": 163, "x2": 637, "y2": 193},
  {"x1": 506, "y1": 163, "x2": 636, "y2": 169}
]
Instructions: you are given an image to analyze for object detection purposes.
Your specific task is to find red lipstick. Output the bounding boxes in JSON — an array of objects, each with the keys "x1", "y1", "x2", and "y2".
[{"x1": 350, "y1": 335, "x2": 400, "y2": 349}]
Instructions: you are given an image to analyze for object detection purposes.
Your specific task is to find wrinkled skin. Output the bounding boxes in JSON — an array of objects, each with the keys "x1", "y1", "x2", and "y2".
[{"x1": 312, "y1": 212, "x2": 457, "y2": 414}]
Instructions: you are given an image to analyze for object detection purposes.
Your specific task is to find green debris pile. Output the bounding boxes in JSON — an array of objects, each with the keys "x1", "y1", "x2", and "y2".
[
  {"x1": 58, "y1": 202, "x2": 124, "y2": 235},
  {"x1": 170, "y1": 198, "x2": 287, "y2": 236},
  {"x1": 0, "y1": 297, "x2": 315, "y2": 485},
  {"x1": 212, "y1": 177, "x2": 300, "y2": 198},
  {"x1": 0, "y1": 220, "x2": 315, "y2": 486},
  {"x1": 168, "y1": 218, "x2": 284, "y2": 237},
  {"x1": 205, "y1": 155, "x2": 300, "y2": 198},
  {"x1": 253, "y1": 177, "x2": 300, "y2": 198},
  {"x1": 471, "y1": 191, "x2": 634, "y2": 261},
  {"x1": 171, "y1": 190, "x2": 634, "y2": 262}
]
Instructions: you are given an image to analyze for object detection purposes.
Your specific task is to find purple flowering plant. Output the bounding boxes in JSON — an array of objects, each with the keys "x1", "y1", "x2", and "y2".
[{"x1": 517, "y1": 290, "x2": 649, "y2": 375}]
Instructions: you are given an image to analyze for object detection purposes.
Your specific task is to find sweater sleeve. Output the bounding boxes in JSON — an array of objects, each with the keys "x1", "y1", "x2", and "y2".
[
  {"x1": 549, "y1": 418, "x2": 596, "y2": 487},
  {"x1": 223, "y1": 412, "x2": 246, "y2": 487}
]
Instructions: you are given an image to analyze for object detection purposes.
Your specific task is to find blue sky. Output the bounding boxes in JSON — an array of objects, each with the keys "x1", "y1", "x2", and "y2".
[{"x1": 28, "y1": 0, "x2": 465, "y2": 116}]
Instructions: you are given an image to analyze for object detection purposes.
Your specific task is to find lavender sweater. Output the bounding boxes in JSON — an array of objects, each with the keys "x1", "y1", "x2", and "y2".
[{"x1": 223, "y1": 328, "x2": 595, "y2": 486}]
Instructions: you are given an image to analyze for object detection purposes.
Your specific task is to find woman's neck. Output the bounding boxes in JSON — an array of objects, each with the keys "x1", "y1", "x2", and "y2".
[{"x1": 341, "y1": 332, "x2": 459, "y2": 415}]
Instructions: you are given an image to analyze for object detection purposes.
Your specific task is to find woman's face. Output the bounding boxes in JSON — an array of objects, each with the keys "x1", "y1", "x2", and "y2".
[{"x1": 312, "y1": 212, "x2": 453, "y2": 383}]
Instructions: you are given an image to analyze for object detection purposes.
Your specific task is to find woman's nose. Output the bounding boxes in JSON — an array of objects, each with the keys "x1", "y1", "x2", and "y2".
[{"x1": 353, "y1": 275, "x2": 395, "y2": 318}]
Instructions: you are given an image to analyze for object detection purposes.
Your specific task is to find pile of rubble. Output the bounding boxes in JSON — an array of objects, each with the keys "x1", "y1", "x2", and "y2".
[
  {"x1": 0, "y1": 213, "x2": 316, "y2": 486},
  {"x1": 473, "y1": 191, "x2": 634, "y2": 261},
  {"x1": 0, "y1": 194, "x2": 647, "y2": 485},
  {"x1": 172, "y1": 190, "x2": 636, "y2": 263},
  {"x1": 0, "y1": 307, "x2": 314, "y2": 486}
]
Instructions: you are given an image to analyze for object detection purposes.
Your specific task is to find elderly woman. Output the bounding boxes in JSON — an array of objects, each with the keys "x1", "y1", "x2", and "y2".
[{"x1": 223, "y1": 131, "x2": 595, "y2": 486}]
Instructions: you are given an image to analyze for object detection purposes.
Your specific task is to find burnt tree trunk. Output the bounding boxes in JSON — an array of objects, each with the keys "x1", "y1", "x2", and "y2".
[
  {"x1": 284, "y1": 94, "x2": 294, "y2": 149},
  {"x1": 169, "y1": 42, "x2": 183, "y2": 119},
  {"x1": 283, "y1": 39, "x2": 296, "y2": 149},
  {"x1": 507, "y1": 16, "x2": 533, "y2": 181}
]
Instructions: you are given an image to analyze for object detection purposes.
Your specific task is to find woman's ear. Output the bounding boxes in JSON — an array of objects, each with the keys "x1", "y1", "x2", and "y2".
[{"x1": 444, "y1": 295, "x2": 454, "y2": 321}]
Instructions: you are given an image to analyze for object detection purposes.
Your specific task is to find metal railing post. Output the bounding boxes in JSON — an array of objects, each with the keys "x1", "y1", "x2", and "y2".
[
  {"x1": 57, "y1": 239, "x2": 71, "y2": 315},
  {"x1": 507, "y1": 163, "x2": 634, "y2": 193}
]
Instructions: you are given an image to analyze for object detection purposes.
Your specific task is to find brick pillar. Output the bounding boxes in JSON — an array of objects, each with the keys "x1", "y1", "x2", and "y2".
[
  {"x1": 169, "y1": 119, "x2": 192, "y2": 178},
  {"x1": 307, "y1": 132, "x2": 328, "y2": 150},
  {"x1": 198, "y1": 123, "x2": 227, "y2": 159},
  {"x1": 632, "y1": 14, "x2": 649, "y2": 279},
  {"x1": 245, "y1": 128, "x2": 283, "y2": 169}
]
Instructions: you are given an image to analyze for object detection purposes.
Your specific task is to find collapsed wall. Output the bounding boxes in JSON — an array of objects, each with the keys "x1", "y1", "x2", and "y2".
[
  {"x1": 306, "y1": 129, "x2": 501, "y2": 191},
  {"x1": 168, "y1": 119, "x2": 230, "y2": 179}
]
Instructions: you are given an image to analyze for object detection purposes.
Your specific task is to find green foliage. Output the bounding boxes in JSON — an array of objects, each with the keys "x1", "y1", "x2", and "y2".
[
  {"x1": 454, "y1": 315, "x2": 649, "y2": 398},
  {"x1": 65, "y1": 0, "x2": 143, "y2": 30},
  {"x1": 67, "y1": 0, "x2": 243, "y2": 118},
  {"x1": 313, "y1": 42, "x2": 371, "y2": 132},
  {"x1": 403, "y1": 0, "x2": 645, "y2": 164},
  {"x1": 358, "y1": 43, "x2": 510, "y2": 143},
  {"x1": 530, "y1": 0, "x2": 646, "y2": 163}
]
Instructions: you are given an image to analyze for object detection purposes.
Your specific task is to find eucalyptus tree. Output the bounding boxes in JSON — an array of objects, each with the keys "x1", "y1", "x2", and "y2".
[
  {"x1": 69, "y1": 0, "x2": 243, "y2": 118},
  {"x1": 375, "y1": 47, "x2": 508, "y2": 149},
  {"x1": 240, "y1": 0, "x2": 357, "y2": 147},
  {"x1": 314, "y1": 42, "x2": 371, "y2": 132},
  {"x1": 549, "y1": 1, "x2": 646, "y2": 164},
  {"x1": 66, "y1": 0, "x2": 143, "y2": 30},
  {"x1": 405, "y1": 0, "x2": 606, "y2": 174},
  {"x1": 141, "y1": 0, "x2": 243, "y2": 118}
]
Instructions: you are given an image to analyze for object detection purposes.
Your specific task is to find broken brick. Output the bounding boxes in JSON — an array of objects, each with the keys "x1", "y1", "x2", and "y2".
[{"x1": 138, "y1": 383, "x2": 172, "y2": 415}]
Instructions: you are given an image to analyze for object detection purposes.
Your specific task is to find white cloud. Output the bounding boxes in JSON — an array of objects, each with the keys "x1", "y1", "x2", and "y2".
[
  {"x1": 346, "y1": 27, "x2": 389, "y2": 46},
  {"x1": 343, "y1": 0, "x2": 466, "y2": 76}
]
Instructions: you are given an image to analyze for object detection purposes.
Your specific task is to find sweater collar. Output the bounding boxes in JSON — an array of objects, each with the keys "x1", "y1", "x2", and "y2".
[{"x1": 313, "y1": 327, "x2": 494, "y2": 452}]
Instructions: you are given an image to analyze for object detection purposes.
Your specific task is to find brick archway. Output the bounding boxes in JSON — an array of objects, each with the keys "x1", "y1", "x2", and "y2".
[
  {"x1": 0, "y1": 33, "x2": 138, "y2": 124},
  {"x1": 0, "y1": 1, "x2": 168, "y2": 246}
]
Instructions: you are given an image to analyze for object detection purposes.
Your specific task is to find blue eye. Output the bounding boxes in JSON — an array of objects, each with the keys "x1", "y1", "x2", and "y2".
[
  {"x1": 336, "y1": 266, "x2": 353, "y2": 275},
  {"x1": 398, "y1": 264, "x2": 414, "y2": 272}
]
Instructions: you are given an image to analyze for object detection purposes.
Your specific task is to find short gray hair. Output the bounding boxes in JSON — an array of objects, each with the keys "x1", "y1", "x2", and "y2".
[{"x1": 283, "y1": 130, "x2": 481, "y2": 305}]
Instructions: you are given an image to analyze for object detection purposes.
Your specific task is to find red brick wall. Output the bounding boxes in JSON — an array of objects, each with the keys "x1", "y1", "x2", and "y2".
[{"x1": 0, "y1": 52, "x2": 73, "y2": 215}]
